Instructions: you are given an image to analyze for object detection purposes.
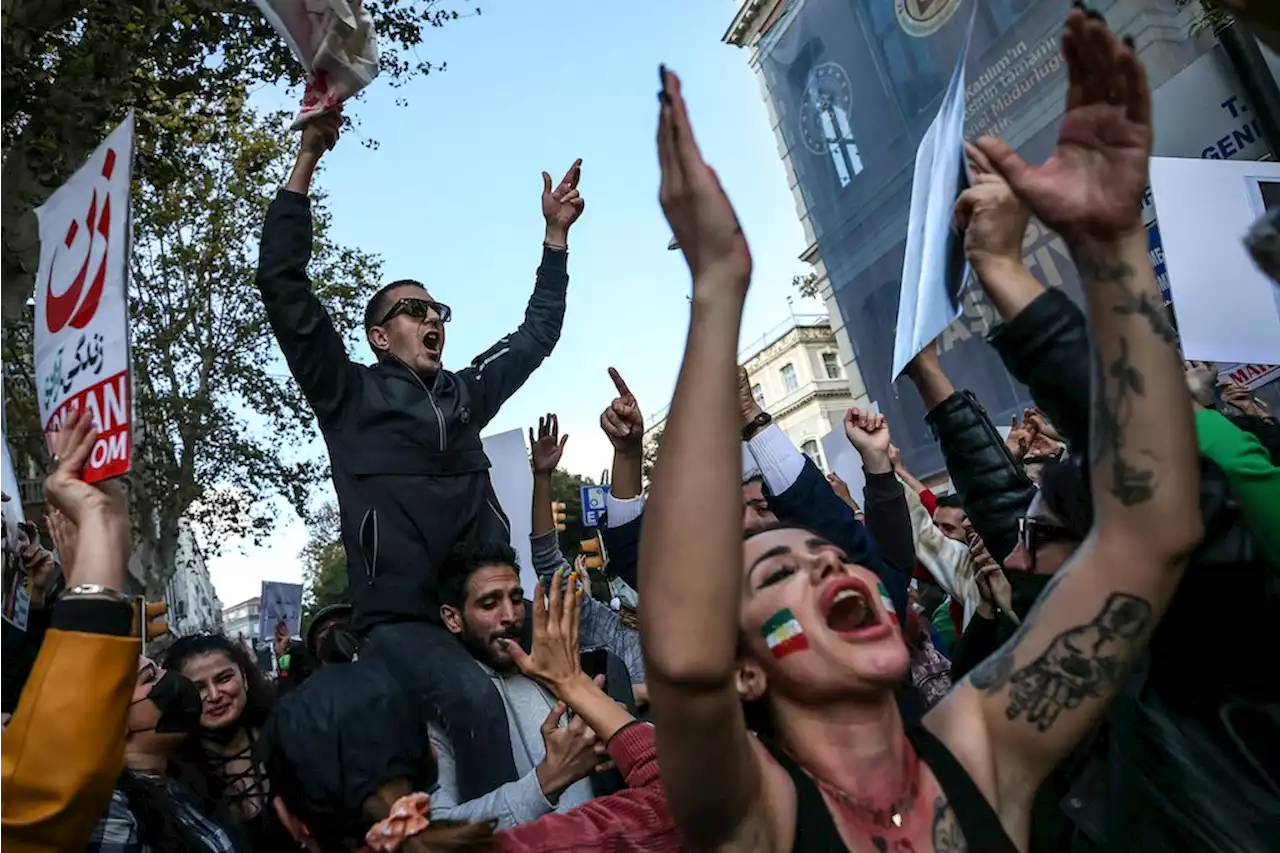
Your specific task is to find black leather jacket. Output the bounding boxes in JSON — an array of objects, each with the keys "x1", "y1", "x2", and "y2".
[{"x1": 923, "y1": 390, "x2": 1036, "y2": 567}]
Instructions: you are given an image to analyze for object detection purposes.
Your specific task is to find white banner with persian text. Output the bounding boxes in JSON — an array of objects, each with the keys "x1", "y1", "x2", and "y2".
[{"x1": 34, "y1": 113, "x2": 135, "y2": 483}]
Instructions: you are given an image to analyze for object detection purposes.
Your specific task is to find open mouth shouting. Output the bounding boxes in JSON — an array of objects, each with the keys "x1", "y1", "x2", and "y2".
[
  {"x1": 820, "y1": 577, "x2": 893, "y2": 642},
  {"x1": 422, "y1": 328, "x2": 443, "y2": 359}
]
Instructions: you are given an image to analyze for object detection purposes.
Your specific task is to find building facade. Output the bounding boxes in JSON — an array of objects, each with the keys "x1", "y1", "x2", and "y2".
[
  {"x1": 645, "y1": 315, "x2": 859, "y2": 474},
  {"x1": 164, "y1": 522, "x2": 222, "y2": 636},
  {"x1": 222, "y1": 596, "x2": 261, "y2": 644},
  {"x1": 725, "y1": 0, "x2": 1275, "y2": 475}
]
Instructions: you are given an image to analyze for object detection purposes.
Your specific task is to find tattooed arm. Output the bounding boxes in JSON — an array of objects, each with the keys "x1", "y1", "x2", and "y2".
[{"x1": 928, "y1": 9, "x2": 1203, "y2": 805}]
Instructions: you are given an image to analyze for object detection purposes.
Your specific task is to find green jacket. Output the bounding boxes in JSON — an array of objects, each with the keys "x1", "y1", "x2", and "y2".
[{"x1": 1195, "y1": 408, "x2": 1280, "y2": 565}]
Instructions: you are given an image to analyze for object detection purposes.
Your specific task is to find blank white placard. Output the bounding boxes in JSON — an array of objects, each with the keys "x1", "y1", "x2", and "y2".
[{"x1": 1150, "y1": 156, "x2": 1280, "y2": 364}]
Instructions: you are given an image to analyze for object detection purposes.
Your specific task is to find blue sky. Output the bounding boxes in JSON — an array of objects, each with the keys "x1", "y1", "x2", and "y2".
[{"x1": 209, "y1": 0, "x2": 823, "y2": 605}]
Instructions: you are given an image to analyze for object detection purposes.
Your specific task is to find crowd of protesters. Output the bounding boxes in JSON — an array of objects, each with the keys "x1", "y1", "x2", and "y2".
[{"x1": 3, "y1": 7, "x2": 1280, "y2": 852}]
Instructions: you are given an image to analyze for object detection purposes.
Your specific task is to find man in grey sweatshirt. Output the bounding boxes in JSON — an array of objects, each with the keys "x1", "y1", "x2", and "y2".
[{"x1": 428, "y1": 539, "x2": 608, "y2": 828}]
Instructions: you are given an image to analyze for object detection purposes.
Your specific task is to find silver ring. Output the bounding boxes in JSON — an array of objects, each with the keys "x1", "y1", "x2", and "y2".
[{"x1": 50, "y1": 454, "x2": 60, "y2": 467}]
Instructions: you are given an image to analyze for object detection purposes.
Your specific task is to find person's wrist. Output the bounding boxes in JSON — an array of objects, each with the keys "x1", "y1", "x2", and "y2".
[
  {"x1": 613, "y1": 444, "x2": 643, "y2": 460},
  {"x1": 1066, "y1": 223, "x2": 1146, "y2": 255},
  {"x1": 741, "y1": 403, "x2": 764, "y2": 431},
  {"x1": 970, "y1": 253, "x2": 1026, "y2": 281},
  {"x1": 557, "y1": 671, "x2": 597, "y2": 706},
  {"x1": 535, "y1": 761, "x2": 567, "y2": 802},
  {"x1": 861, "y1": 450, "x2": 892, "y2": 475},
  {"x1": 544, "y1": 225, "x2": 568, "y2": 248}
]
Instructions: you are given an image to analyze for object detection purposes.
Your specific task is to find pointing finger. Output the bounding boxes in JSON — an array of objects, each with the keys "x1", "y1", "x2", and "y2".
[{"x1": 608, "y1": 367, "x2": 633, "y2": 400}]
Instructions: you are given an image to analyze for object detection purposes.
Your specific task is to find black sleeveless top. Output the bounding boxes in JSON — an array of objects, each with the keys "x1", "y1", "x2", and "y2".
[{"x1": 767, "y1": 724, "x2": 1020, "y2": 853}]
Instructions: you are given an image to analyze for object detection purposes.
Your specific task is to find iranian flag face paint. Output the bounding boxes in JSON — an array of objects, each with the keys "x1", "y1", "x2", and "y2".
[
  {"x1": 761, "y1": 608, "x2": 809, "y2": 659},
  {"x1": 877, "y1": 582, "x2": 898, "y2": 625}
]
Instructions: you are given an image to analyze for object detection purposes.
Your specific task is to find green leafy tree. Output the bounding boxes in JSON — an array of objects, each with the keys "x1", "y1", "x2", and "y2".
[
  {"x1": 3, "y1": 100, "x2": 382, "y2": 597},
  {"x1": 1, "y1": 0, "x2": 477, "y2": 316},
  {"x1": 301, "y1": 501, "x2": 348, "y2": 622}
]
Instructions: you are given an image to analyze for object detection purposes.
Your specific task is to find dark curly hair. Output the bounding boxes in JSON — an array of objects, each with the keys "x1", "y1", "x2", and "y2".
[
  {"x1": 437, "y1": 540, "x2": 520, "y2": 611},
  {"x1": 162, "y1": 633, "x2": 276, "y2": 732}
]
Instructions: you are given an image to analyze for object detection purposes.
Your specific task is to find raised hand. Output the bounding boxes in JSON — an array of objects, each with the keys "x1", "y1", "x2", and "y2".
[
  {"x1": 1005, "y1": 410, "x2": 1042, "y2": 461},
  {"x1": 300, "y1": 108, "x2": 342, "y2": 158},
  {"x1": 43, "y1": 409, "x2": 129, "y2": 589},
  {"x1": 507, "y1": 566, "x2": 584, "y2": 694},
  {"x1": 1220, "y1": 381, "x2": 1270, "y2": 418},
  {"x1": 529, "y1": 413, "x2": 569, "y2": 474},
  {"x1": 973, "y1": 10, "x2": 1150, "y2": 241},
  {"x1": 658, "y1": 67, "x2": 752, "y2": 291},
  {"x1": 955, "y1": 140, "x2": 1031, "y2": 273},
  {"x1": 542, "y1": 159, "x2": 585, "y2": 241},
  {"x1": 600, "y1": 368, "x2": 644, "y2": 456}
]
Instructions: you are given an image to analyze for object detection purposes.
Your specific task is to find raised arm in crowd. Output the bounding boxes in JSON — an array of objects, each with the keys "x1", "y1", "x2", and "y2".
[{"x1": 640, "y1": 16, "x2": 1209, "y2": 852}]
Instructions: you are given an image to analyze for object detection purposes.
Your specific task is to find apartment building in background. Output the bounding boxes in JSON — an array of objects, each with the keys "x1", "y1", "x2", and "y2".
[
  {"x1": 724, "y1": 0, "x2": 1274, "y2": 476},
  {"x1": 645, "y1": 314, "x2": 860, "y2": 473},
  {"x1": 222, "y1": 596, "x2": 261, "y2": 644},
  {"x1": 164, "y1": 522, "x2": 222, "y2": 636}
]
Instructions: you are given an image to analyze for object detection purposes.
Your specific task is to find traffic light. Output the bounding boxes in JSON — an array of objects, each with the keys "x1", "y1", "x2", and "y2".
[
  {"x1": 552, "y1": 501, "x2": 567, "y2": 532},
  {"x1": 132, "y1": 599, "x2": 170, "y2": 644},
  {"x1": 580, "y1": 534, "x2": 605, "y2": 570}
]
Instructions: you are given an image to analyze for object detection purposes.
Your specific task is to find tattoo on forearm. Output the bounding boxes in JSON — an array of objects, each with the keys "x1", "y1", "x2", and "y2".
[
  {"x1": 1075, "y1": 253, "x2": 1164, "y2": 507},
  {"x1": 971, "y1": 592, "x2": 1151, "y2": 732},
  {"x1": 1093, "y1": 336, "x2": 1158, "y2": 505},
  {"x1": 931, "y1": 796, "x2": 967, "y2": 852}
]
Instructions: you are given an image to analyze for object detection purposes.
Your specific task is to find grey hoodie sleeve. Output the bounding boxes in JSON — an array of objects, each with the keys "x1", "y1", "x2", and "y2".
[
  {"x1": 427, "y1": 721, "x2": 553, "y2": 829},
  {"x1": 529, "y1": 531, "x2": 646, "y2": 683}
]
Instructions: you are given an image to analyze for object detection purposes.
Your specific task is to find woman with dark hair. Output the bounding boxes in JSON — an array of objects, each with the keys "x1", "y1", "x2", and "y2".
[
  {"x1": 85, "y1": 656, "x2": 245, "y2": 853},
  {"x1": 639, "y1": 22, "x2": 1216, "y2": 852},
  {"x1": 163, "y1": 633, "x2": 291, "y2": 850}
]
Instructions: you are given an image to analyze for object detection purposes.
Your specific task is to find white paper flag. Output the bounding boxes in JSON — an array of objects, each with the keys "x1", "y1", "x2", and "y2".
[
  {"x1": 34, "y1": 113, "x2": 135, "y2": 483},
  {"x1": 254, "y1": 0, "x2": 380, "y2": 129},
  {"x1": 891, "y1": 9, "x2": 976, "y2": 381}
]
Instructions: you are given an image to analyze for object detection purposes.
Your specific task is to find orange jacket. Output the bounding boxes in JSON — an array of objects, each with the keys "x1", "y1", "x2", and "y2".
[{"x1": 1, "y1": 600, "x2": 138, "y2": 853}]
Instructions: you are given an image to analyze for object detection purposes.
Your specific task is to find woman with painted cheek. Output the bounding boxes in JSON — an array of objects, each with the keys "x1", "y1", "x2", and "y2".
[
  {"x1": 85, "y1": 657, "x2": 246, "y2": 853},
  {"x1": 643, "y1": 18, "x2": 1203, "y2": 852},
  {"x1": 163, "y1": 633, "x2": 292, "y2": 851},
  {"x1": 737, "y1": 535, "x2": 912, "y2": 708}
]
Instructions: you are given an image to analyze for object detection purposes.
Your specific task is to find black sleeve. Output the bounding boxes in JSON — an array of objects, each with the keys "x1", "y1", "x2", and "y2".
[
  {"x1": 862, "y1": 471, "x2": 918, "y2": 584},
  {"x1": 255, "y1": 190, "x2": 356, "y2": 423},
  {"x1": 456, "y1": 246, "x2": 569, "y2": 428},
  {"x1": 989, "y1": 287, "x2": 1092, "y2": 455},
  {"x1": 925, "y1": 391, "x2": 1037, "y2": 568},
  {"x1": 600, "y1": 510, "x2": 643, "y2": 591},
  {"x1": 950, "y1": 611, "x2": 1017, "y2": 682}
]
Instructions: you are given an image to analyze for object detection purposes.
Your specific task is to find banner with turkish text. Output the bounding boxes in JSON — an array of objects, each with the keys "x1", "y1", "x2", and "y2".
[{"x1": 34, "y1": 113, "x2": 135, "y2": 483}]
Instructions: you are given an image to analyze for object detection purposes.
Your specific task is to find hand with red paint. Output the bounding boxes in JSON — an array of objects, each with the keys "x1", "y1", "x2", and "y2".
[
  {"x1": 43, "y1": 409, "x2": 129, "y2": 592},
  {"x1": 973, "y1": 11, "x2": 1151, "y2": 243},
  {"x1": 529, "y1": 413, "x2": 569, "y2": 475},
  {"x1": 542, "y1": 159, "x2": 585, "y2": 246}
]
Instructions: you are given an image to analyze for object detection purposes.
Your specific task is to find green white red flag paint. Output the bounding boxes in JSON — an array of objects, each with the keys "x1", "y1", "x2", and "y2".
[{"x1": 761, "y1": 608, "x2": 808, "y2": 659}]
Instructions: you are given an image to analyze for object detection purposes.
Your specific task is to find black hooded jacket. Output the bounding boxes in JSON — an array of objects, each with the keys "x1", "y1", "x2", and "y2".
[{"x1": 256, "y1": 190, "x2": 568, "y2": 631}]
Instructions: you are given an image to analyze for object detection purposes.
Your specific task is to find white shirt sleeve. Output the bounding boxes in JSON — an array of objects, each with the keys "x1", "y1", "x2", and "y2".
[
  {"x1": 747, "y1": 424, "x2": 806, "y2": 495},
  {"x1": 901, "y1": 484, "x2": 980, "y2": 626},
  {"x1": 605, "y1": 492, "x2": 646, "y2": 528}
]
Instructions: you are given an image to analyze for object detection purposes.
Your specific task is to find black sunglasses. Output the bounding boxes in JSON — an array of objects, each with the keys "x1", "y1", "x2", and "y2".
[
  {"x1": 1018, "y1": 516, "x2": 1081, "y2": 569},
  {"x1": 379, "y1": 297, "x2": 452, "y2": 327}
]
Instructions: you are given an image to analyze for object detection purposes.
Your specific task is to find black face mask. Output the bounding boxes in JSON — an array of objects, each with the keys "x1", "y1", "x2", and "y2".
[
  {"x1": 130, "y1": 671, "x2": 204, "y2": 735},
  {"x1": 1006, "y1": 570, "x2": 1057, "y2": 621},
  {"x1": 316, "y1": 625, "x2": 359, "y2": 665}
]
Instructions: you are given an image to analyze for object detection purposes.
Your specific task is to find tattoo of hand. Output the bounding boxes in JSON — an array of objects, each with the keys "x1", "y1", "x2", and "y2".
[
  {"x1": 931, "y1": 796, "x2": 967, "y2": 853},
  {"x1": 999, "y1": 593, "x2": 1151, "y2": 732}
]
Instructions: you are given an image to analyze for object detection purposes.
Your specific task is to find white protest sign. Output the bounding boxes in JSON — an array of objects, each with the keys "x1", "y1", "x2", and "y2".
[
  {"x1": 891, "y1": 8, "x2": 976, "y2": 381},
  {"x1": 483, "y1": 428, "x2": 536, "y2": 594},
  {"x1": 258, "y1": 581, "x2": 305, "y2": 639},
  {"x1": 253, "y1": 0, "x2": 380, "y2": 129},
  {"x1": 1150, "y1": 156, "x2": 1280, "y2": 365},
  {"x1": 1218, "y1": 362, "x2": 1280, "y2": 391},
  {"x1": 34, "y1": 114, "x2": 135, "y2": 483}
]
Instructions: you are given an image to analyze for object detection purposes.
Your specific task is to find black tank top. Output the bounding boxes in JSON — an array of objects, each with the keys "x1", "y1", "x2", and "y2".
[{"x1": 767, "y1": 724, "x2": 1020, "y2": 853}]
